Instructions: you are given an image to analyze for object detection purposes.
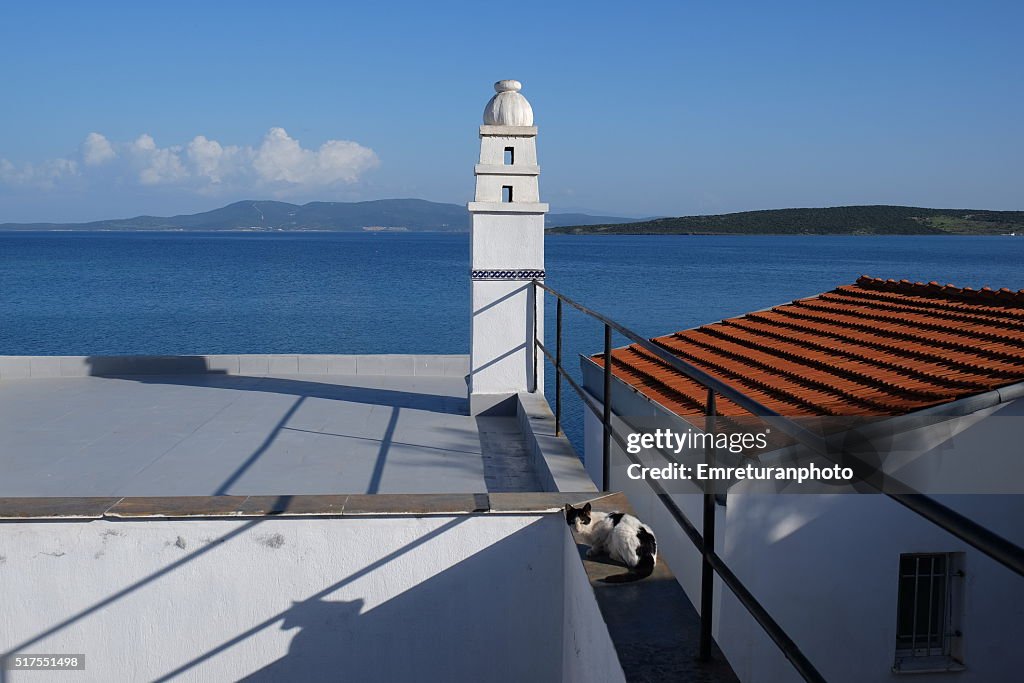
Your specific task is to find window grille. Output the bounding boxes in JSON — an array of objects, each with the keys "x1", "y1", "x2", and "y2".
[{"x1": 894, "y1": 553, "x2": 964, "y2": 672}]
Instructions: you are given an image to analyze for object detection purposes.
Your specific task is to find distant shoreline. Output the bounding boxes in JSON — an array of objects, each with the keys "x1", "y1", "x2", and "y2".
[
  {"x1": 0, "y1": 198, "x2": 636, "y2": 234},
  {"x1": 547, "y1": 205, "x2": 1024, "y2": 236},
  {"x1": 2, "y1": 228, "x2": 1015, "y2": 236},
  {"x1": 3, "y1": 203, "x2": 1022, "y2": 236},
  {"x1": 0, "y1": 228, "x2": 462, "y2": 234}
]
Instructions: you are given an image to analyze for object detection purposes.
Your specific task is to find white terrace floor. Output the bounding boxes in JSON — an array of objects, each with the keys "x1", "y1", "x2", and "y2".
[{"x1": 0, "y1": 356, "x2": 544, "y2": 497}]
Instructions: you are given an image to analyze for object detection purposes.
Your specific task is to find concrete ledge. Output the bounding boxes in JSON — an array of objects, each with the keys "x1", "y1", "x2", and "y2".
[
  {"x1": 0, "y1": 492, "x2": 614, "y2": 521},
  {"x1": 479, "y1": 125, "x2": 538, "y2": 136},
  {"x1": 0, "y1": 354, "x2": 470, "y2": 379},
  {"x1": 474, "y1": 164, "x2": 540, "y2": 176},
  {"x1": 467, "y1": 201, "x2": 549, "y2": 214},
  {"x1": 516, "y1": 392, "x2": 599, "y2": 493},
  {"x1": 470, "y1": 391, "x2": 518, "y2": 416}
]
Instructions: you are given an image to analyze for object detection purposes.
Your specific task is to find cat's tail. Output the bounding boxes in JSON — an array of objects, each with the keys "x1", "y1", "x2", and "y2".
[{"x1": 602, "y1": 528, "x2": 657, "y2": 584}]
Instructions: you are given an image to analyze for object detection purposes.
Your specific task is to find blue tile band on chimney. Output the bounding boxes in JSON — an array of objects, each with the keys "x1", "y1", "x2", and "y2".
[{"x1": 471, "y1": 269, "x2": 546, "y2": 281}]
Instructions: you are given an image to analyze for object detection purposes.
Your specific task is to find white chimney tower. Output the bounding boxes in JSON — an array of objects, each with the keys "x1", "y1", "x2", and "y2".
[{"x1": 468, "y1": 80, "x2": 549, "y2": 414}]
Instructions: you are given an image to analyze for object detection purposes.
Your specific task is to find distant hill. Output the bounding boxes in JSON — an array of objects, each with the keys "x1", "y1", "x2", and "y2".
[
  {"x1": 546, "y1": 205, "x2": 1024, "y2": 236},
  {"x1": 0, "y1": 199, "x2": 638, "y2": 232}
]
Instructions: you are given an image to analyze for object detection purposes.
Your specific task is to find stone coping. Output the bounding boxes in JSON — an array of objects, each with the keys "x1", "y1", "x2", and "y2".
[
  {"x1": 479, "y1": 125, "x2": 538, "y2": 136},
  {"x1": 0, "y1": 354, "x2": 470, "y2": 380},
  {"x1": 0, "y1": 492, "x2": 614, "y2": 521},
  {"x1": 467, "y1": 201, "x2": 549, "y2": 214},
  {"x1": 516, "y1": 391, "x2": 598, "y2": 493}
]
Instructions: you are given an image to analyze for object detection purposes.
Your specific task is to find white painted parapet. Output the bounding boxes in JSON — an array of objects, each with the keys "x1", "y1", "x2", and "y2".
[
  {"x1": 0, "y1": 354, "x2": 470, "y2": 379},
  {"x1": 0, "y1": 503, "x2": 624, "y2": 682},
  {"x1": 469, "y1": 80, "x2": 549, "y2": 415},
  {"x1": 0, "y1": 514, "x2": 561, "y2": 682}
]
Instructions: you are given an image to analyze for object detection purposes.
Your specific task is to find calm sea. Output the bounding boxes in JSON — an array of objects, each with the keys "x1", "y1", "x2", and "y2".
[{"x1": 2, "y1": 231, "x2": 1022, "y2": 449}]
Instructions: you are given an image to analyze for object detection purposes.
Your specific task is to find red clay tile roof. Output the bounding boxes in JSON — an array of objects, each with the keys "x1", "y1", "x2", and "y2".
[{"x1": 593, "y1": 276, "x2": 1024, "y2": 418}]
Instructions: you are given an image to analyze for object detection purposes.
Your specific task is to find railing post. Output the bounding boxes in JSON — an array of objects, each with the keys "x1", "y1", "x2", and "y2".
[
  {"x1": 555, "y1": 297, "x2": 563, "y2": 436},
  {"x1": 531, "y1": 280, "x2": 539, "y2": 393},
  {"x1": 699, "y1": 388, "x2": 718, "y2": 661},
  {"x1": 602, "y1": 324, "x2": 612, "y2": 492}
]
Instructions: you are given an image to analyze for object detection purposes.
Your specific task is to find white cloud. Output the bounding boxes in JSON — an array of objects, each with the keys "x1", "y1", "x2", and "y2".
[
  {"x1": 131, "y1": 133, "x2": 157, "y2": 153},
  {"x1": 187, "y1": 135, "x2": 232, "y2": 184},
  {"x1": 0, "y1": 128, "x2": 379, "y2": 195},
  {"x1": 252, "y1": 127, "x2": 378, "y2": 186},
  {"x1": 131, "y1": 134, "x2": 189, "y2": 186},
  {"x1": 82, "y1": 132, "x2": 116, "y2": 166},
  {"x1": 0, "y1": 157, "x2": 78, "y2": 188}
]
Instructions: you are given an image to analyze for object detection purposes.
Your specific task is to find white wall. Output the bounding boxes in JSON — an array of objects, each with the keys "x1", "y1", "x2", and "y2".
[
  {"x1": 0, "y1": 515, "x2": 573, "y2": 683},
  {"x1": 475, "y1": 175, "x2": 541, "y2": 203},
  {"x1": 585, "y1": 396, "x2": 1024, "y2": 683},
  {"x1": 583, "y1": 407, "x2": 602, "y2": 487},
  {"x1": 561, "y1": 528, "x2": 626, "y2": 683},
  {"x1": 720, "y1": 492, "x2": 1024, "y2": 683},
  {"x1": 469, "y1": 208, "x2": 544, "y2": 407},
  {"x1": 478, "y1": 135, "x2": 538, "y2": 166},
  {"x1": 879, "y1": 399, "x2": 1024, "y2": 494},
  {"x1": 470, "y1": 214, "x2": 544, "y2": 269},
  {"x1": 468, "y1": 122, "x2": 545, "y2": 411}
]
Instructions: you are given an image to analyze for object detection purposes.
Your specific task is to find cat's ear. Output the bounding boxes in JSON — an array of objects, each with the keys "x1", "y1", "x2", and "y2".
[
  {"x1": 564, "y1": 504, "x2": 574, "y2": 516},
  {"x1": 582, "y1": 502, "x2": 592, "y2": 513}
]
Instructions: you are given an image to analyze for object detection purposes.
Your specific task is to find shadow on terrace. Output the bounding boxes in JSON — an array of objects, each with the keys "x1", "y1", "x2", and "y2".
[{"x1": 0, "y1": 356, "x2": 543, "y2": 497}]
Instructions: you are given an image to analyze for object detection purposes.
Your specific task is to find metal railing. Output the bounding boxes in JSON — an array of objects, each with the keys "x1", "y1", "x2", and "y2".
[{"x1": 531, "y1": 280, "x2": 1024, "y2": 683}]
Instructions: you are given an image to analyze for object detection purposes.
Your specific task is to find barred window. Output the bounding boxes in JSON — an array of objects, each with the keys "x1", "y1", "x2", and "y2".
[{"x1": 894, "y1": 553, "x2": 965, "y2": 673}]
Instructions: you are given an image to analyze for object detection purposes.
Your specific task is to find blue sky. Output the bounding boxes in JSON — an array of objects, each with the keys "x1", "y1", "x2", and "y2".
[{"x1": 0, "y1": 0, "x2": 1021, "y2": 222}]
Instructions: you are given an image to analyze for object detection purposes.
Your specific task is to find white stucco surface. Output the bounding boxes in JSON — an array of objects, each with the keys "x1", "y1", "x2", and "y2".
[
  {"x1": 878, "y1": 399, "x2": 1024, "y2": 494},
  {"x1": 474, "y1": 163, "x2": 540, "y2": 176},
  {"x1": 562, "y1": 525, "x2": 627, "y2": 683},
  {"x1": 468, "y1": 80, "x2": 547, "y2": 412},
  {"x1": 0, "y1": 366, "x2": 546, "y2": 496},
  {"x1": 0, "y1": 515, "x2": 576, "y2": 682},
  {"x1": 720, "y1": 493, "x2": 1024, "y2": 683},
  {"x1": 478, "y1": 135, "x2": 538, "y2": 166},
  {"x1": 470, "y1": 214, "x2": 544, "y2": 269},
  {"x1": 474, "y1": 174, "x2": 541, "y2": 203},
  {"x1": 470, "y1": 279, "x2": 542, "y2": 400},
  {"x1": 585, "y1": 387, "x2": 1024, "y2": 683}
]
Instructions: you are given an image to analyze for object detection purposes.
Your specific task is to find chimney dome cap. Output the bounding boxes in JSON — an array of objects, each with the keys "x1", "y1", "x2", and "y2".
[{"x1": 483, "y1": 80, "x2": 534, "y2": 126}]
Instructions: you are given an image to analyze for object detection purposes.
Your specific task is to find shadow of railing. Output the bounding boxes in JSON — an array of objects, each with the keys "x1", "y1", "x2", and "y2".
[
  {"x1": 151, "y1": 515, "x2": 475, "y2": 681},
  {"x1": 3, "y1": 513, "x2": 505, "y2": 683},
  {"x1": 0, "y1": 498, "x2": 290, "y2": 682},
  {"x1": 82, "y1": 357, "x2": 466, "y2": 496},
  {"x1": 202, "y1": 518, "x2": 557, "y2": 683}
]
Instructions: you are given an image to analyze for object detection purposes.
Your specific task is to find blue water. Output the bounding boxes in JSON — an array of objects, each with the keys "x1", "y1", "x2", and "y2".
[{"x1": 2, "y1": 232, "x2": 1022, "y2": 449}]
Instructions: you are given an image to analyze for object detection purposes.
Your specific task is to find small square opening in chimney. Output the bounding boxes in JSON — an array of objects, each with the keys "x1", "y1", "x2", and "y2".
[
  {"x1": 503, "y1": 147, "x2": 514, "y2": 165},
  {"x1": 501, "y1": 186, "x2": 513, "y2": 203}
]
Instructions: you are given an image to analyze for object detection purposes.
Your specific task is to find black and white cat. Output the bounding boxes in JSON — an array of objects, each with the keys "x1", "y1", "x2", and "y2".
[{"x1": 565, "y1": 502, "x2": 658, "y2": 583}]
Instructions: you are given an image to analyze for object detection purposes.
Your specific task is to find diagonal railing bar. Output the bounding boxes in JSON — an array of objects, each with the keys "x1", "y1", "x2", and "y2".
[
  {"x1": 534, "y1": 280, "x2": 828, "y2": 450},
  {"x1": 533, "y1": 280, "x2": 1024, "y2": 578},
  {"x1": 539, "y1": 334, "x2": 827, "y2": 682},
  {"x1": 532, "y1": 279, "x2": 1024, "y2": 683}
]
